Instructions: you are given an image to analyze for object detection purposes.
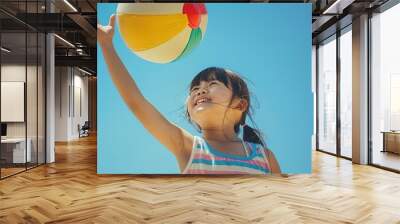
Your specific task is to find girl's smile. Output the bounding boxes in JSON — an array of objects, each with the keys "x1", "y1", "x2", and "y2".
[{"x1": 193, "y1": 96, "x2": 211, "y2": 107}]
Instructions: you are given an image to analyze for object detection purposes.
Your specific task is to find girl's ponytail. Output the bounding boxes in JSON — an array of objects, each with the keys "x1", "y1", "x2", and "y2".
[{"x1": 242, "y1": 124, "x2": 264, "y2": 146}]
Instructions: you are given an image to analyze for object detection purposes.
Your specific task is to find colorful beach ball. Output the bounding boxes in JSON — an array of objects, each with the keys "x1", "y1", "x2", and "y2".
[{"x1": 116, "y1": 3, "x2": 208, "y2": 64}]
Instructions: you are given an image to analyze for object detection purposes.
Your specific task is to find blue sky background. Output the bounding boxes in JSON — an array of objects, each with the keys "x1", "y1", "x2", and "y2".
[{"x1": 98, "y1": 3, "x2": 312, "y2": 174}]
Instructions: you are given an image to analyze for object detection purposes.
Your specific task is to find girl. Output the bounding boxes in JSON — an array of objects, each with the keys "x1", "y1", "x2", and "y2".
[{"x1": 97, "y1": 15, "x2": 281, "y2": 174}]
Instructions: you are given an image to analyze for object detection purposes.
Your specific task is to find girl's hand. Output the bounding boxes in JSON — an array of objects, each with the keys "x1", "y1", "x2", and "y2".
[{"x1": 97, "y1": 14, "x2": 116, "y2": 47}]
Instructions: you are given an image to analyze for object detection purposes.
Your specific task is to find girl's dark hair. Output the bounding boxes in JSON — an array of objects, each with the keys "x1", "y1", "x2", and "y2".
[{"x1": 185, "y1": 66, "x2": 266, "y2": 147}]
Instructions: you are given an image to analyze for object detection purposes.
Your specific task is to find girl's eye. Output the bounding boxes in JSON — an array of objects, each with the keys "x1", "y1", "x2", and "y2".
[
  {"x1": 209, "y1": 81, "x2": 218, "y2": 86},
  {"x1": 190, "y1": 87, "x2": 199, "y2": 94}
]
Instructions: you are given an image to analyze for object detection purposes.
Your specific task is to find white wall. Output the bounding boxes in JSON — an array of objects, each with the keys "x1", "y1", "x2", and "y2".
[
  {"x1": 55, "y1": 67, "x2": 89, "y2": 141},
  {"x1": 71, "y1": 73, "x2": 89, "y2": 138}
]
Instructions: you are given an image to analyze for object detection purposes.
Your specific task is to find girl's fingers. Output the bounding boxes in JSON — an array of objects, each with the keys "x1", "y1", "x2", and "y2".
[
  {"x1": 109, "y1": 14, "x2": 116, "y2": 27},
  {"x1": 97, "y1": 24, "x2": 107, "y2": 31}
]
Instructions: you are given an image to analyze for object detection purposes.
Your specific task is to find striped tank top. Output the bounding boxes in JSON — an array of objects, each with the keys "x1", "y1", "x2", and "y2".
[{"x1": 182, "y1": 136, "x2": 271, "y2": 174}]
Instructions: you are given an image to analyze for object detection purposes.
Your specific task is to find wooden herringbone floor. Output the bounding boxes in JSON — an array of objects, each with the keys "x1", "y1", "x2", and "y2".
[{"x1": 0, "y1": 134, "x2": 400, "y2": 224}]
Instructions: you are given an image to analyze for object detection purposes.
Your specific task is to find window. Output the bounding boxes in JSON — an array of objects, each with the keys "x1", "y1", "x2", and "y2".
[
  {"x1": 371, "y1": 2, "x2": 400, "y2": 171},
  {"x1": 339, "y1": 27, "x2": 352, "y2": 158},
  {"x1": 317, "y1": 35, "x2": 337, "y2": 154}
]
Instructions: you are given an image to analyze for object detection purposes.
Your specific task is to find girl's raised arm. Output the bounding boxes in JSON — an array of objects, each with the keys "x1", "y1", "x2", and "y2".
[{"x1": 97, "y1": 15, "x2": 193, "y2": 170}]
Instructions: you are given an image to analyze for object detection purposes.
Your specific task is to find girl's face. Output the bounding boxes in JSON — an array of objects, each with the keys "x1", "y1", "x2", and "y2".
[{"x1": 187, "y1": 80, "x2": 246, "y2": 130}]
